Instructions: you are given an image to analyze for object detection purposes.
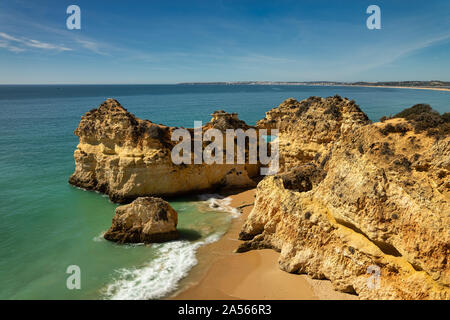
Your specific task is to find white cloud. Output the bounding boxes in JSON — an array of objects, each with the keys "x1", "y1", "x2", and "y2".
[
  {"x1": 347, "y1": 32, "x2": 450, "y2": 76},
  {"x1": 0, "y1": 31, "x2": 72, "y2": 52},
  {"x1": 0, "y1": 40, "x2": 26, "y2": 52},
  {"x1": 0, "y1": 32, "x2": 21, "y2": 42},
  {"x1": 75, "y1": 39, "x2": 107, "y2": 55}
]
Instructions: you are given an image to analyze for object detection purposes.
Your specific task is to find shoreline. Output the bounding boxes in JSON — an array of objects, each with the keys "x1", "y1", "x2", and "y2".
[
  {"x1": 170, "y1": 189, "x2": 357, "y2": 300},
  {"x1": 3, "y1": 83, "x2": 449, "y2": 93},
  {"x1": 177, "y1": 82, "x2": 450, "y2": 92},
  {"x1": 337, "y1": 84, "x2": 450, "y2": 92}
]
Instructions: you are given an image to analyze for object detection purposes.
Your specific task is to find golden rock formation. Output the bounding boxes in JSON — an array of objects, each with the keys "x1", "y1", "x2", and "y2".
[
  {"x1": 239, "y1": 97, "x2": 450, "y2": 299},
  {"x1": 69, "y1": 99, "x2": 259, "y2": 203},
  {"x1": 104, "y1": 197, "x2": 178, "y2": 243}
]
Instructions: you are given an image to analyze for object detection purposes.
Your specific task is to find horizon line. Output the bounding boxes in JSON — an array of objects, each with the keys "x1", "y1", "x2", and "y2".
[{"x1": 0, "y1": 80, "x2": 449, "y2": 86}]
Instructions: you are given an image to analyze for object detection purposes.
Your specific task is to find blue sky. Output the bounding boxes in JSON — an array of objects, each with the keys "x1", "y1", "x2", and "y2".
[{"x1": 0, "y1": 0, "x2": 449, "y2": 84}]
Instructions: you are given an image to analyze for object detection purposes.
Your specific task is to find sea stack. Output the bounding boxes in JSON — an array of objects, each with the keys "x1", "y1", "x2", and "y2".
[
  {"x1": 104, "y1": 197, "x2": 178, "y2": 244},
  {"x1": 69, "y1": 98, "x2": 260, "y2": 203}
]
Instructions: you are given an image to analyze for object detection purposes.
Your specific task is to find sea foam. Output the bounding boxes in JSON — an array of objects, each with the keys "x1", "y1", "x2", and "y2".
[
  {"x1": 102, "y1": 194, "x2": 237, "y2": 300},
  {"x1": 102, "y1": 233, "x2": 221, "y2": 300},
  {"x1": 198, "y1": 194, "x2": 241, "y2": 218},
  {"x1": 93, "y1": 231, "x2": 105, "y2": 242}
]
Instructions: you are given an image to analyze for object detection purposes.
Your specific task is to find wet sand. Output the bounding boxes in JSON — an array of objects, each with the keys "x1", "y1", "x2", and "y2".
[{"x1": 171, "y1": 189, "x2": 357, "y2": 300}]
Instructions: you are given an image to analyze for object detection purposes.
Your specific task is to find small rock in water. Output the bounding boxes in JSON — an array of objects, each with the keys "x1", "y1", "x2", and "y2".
[{"x1": 104, "y1": 197, "x2": 178, "y2": 244}]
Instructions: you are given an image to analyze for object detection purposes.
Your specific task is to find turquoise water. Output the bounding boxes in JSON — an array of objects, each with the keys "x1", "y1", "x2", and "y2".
[{"x1": 0, "y1": 85, "x2": 449, "y2": 299}]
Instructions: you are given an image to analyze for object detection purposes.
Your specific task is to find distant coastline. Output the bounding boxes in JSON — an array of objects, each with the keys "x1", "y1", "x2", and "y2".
[
  {"x1": 1, "y1": 82, "x2": 449, "y2": 92},
  {"x1": 178, "y1": 80, "x2": 450, "y2": 92}
]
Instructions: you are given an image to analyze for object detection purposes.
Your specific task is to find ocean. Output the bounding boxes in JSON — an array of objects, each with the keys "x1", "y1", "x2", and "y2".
[{"x1": 0, "y1": 84, "x2": 448, "y2": 299}]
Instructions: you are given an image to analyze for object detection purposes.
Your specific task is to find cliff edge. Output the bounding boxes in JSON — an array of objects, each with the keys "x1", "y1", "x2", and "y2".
[{"x1": 239, "y1": 97, "x2": 450, "y2": 299}]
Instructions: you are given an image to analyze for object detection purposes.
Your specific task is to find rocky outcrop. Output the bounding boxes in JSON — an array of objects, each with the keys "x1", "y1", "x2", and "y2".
[
  {"x1": 70, "y1": 96, "x2": 449, "y2": 299},
  {"x1": 104, "y1": 197, "x2": 178, "y2": 243},
  {"x1": 257, "y1": 96, "x2": 370, "y2": 172},
  {"x1": 239, "y1": 98, "x2": 450, "y2": 299},
  {"x1": 69, "y1": 99, "x2": 259, "y2": 203}
]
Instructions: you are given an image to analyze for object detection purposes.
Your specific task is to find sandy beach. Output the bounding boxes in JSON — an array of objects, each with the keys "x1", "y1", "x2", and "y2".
[
  {"x1": 344, "y1": 85, "x2": 450, "y2": 92},
  {"x1": 171, "y1": 189, "x2": 357, "y2": 300}
]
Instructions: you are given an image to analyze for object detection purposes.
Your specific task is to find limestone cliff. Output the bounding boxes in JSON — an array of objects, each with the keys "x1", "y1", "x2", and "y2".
[
  {"x1": 69, "y1": 99, "x2": 259, "y2": 203},
  {"x1": 256, "y1": 96, "x2": 370, "y2": 171},
  {"x1": 239, "y1": 98, "x2": 450, "y2": 299},
  {"x1": 70, "y1": 96, "x2": 450, "y2": 299}
]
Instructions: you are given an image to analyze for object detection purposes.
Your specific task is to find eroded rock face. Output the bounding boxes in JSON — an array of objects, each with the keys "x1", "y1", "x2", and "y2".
[
  {"x1": 69, "y1": 99, "x2": 259, "y2": 203},
  {"x1": 71, "y1": 96, "x2": 449, "y2": 299},
  {"x1": 240, "y1": 114, "x2": 450, "y2": 299},
  {"x1": 104, "y1": 197, "x2": 178, "y2": 243},
  {"x1": 257, "y1": 96, "x2": 370, "y2": 171}
]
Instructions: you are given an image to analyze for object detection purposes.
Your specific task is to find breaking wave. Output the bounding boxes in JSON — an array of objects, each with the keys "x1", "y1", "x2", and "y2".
[{"x1": 102, "y1": 233, "x2": 221, "y2": 300}]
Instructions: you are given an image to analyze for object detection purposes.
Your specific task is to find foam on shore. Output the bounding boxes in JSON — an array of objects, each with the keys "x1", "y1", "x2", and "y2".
[
  {"x1": 102, "y1": 233, "x2": 222, "y2": 300},
  {"x1": 101, "y1": 193, "x2": 241, "y2": 300},
  {"x1": 198, "y1": 194, "x2": 241, "y2": 217}
]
